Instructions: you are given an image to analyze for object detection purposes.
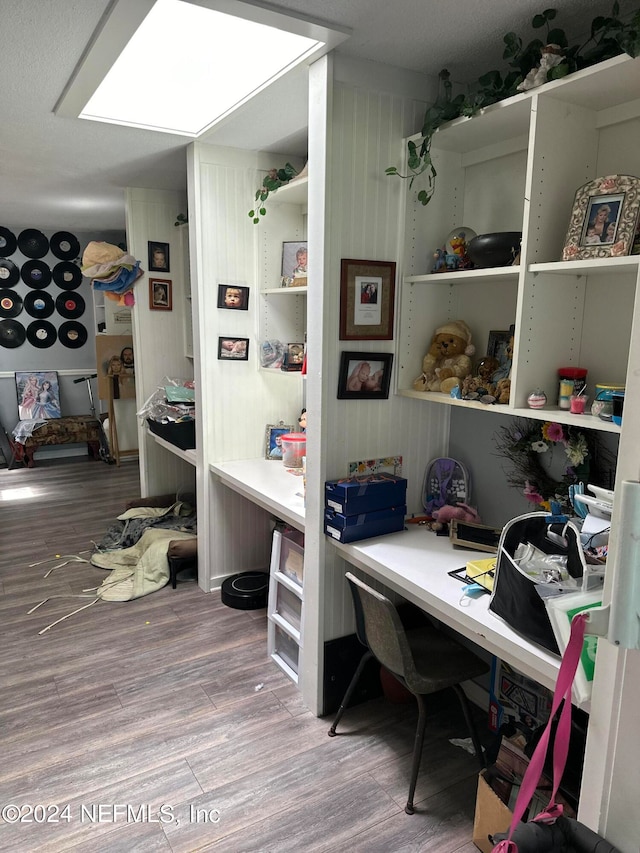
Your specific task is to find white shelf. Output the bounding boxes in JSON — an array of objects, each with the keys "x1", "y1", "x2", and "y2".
[
  {"x1": 262, "y1": 286, "x2": 308, "y2": 295},
  {"x1": 269, "y1": 176, "x2": 308, "y2": 207},
  {"x1": 210, "y1": 458, "x2": 305, "y2": 531},
  {"x1": 406, "y1": 267, "x2": 519, "y2": 284},
  {"x1": 147, "y1": 430, "x2": 197, "y2": 466},
  {"x1": 530, "y1": 257, "x2": 640, "y2": 277}
]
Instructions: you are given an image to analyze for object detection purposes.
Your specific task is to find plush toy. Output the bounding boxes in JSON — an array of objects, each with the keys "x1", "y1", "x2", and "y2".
[
  {"x1": 413, "y1": 320, "x2": 475, "y2": 394},
  {"x1": 432, "y1": 502, "x2": 481, "y2": 531}
]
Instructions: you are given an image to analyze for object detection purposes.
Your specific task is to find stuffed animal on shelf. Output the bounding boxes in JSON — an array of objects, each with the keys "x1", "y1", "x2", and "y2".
[
  {"x1": 432, "y1": 502, "x2": 481, "y2": 532},
  {"x1": 413, "y1": 320, "x2": 475, "y2": 394}
]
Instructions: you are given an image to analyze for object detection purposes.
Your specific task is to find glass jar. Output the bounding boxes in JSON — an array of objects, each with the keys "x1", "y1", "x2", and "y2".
[{"x1": 557, "y1": 367, "x2": 587, "y2": 409}]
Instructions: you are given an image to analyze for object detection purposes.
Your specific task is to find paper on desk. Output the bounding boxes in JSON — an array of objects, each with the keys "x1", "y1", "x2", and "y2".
[{"x1": 581, "y1": 514, "x2": 610, "y2": 536}]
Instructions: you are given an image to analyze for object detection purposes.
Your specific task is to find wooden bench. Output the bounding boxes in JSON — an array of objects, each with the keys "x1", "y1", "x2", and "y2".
[{"x1": 10, "y1": 416, "x2": 103, "y2": 468}]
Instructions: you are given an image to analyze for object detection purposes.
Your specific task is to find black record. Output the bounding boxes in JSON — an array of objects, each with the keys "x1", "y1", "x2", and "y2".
[
  {"x1": 0, "y1": 257, "x2": 19, "y2": 287},
  {"x1": 0, "y1": 318, "x2": 26, "y2": 348},
  {"x1": 58, "y1": 320, "x2": 87, "y2": 349},
  {"x1": 0, "y1": 226, "x2": 17, "y2": 256},
  {"x1": 24, "y1": 290, "x2": 55, "y2": 319},
  {"x1": 56, "y1": 291, "x2": 85, "y2": 319},
  {"x1": 21, "y1": 259, "x2": 52, "y2": 289},
  {"x1": 26, "y1": 320, "x2": 57, "y2": 348},
  {"x1": 0, "y1": 289, "x2": 23, "y2": 318},
  {"x1": 18, "y1": 228, "x2": 49, "y2": 259},
  {"x1": 50, "y1": 231, "x2": 80, "y2": 261},
  {"x1": 52, "y1": 261, "x2": 82, "y2": 290}
]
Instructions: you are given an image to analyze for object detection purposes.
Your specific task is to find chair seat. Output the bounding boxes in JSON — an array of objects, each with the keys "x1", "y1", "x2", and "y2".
[{"x1": 402, "y1": 626, "x2": 489, "y2": 694}]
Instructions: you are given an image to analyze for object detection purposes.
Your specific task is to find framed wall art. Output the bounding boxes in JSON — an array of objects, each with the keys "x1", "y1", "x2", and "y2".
[
  {"x1": 281, "y1": 241, "x2": 307, "y2": 287},
  {"x1": 265, "y1": 423, "x2": 295, "y2": 459},
  {"x1": 148, "y1": 240, "x2": 170, "y2": 272},
  {"x1": 16, "y1": 370, "x2": 61, "y2": 420},
  {"x1": 337, "y1": 351, "x2": 394, "y2": 400},
  {"x1": 149, "y1": 279, "x2": 172, "y2": 310},
  {"x1": 562, "y1": 175, "x2": 640, "y2": 260},
  {"x1": 217, "y1": 284, "x2": 249, "y2": 310},
  {"x1": 339, "y1": 258, "x2": 396, "y2": 340},
  {"x1": 218, "y1": 337, "x2": 249, "y2": 360}
]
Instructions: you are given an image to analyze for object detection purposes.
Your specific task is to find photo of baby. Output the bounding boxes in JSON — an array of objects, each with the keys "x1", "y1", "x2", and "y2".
[
  {"x1": 218, "y1": 337, "x2": 249, "y2": 360},
  {"x1": 217, "y1": 284, "x2": 249, "y2": 310}
]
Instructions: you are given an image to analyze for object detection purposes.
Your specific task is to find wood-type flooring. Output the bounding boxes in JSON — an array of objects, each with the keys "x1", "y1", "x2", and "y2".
[{"x1": 0, "y1": 456, "x2": 485, "y2": 852}]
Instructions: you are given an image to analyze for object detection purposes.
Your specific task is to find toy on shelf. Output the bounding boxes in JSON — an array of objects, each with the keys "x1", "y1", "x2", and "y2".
[{"x1": 413, "y1": 320, "x2": 475, "y2": 394}]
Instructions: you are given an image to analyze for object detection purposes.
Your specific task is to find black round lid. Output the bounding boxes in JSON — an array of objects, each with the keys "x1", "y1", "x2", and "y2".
[{"x1": 18, "y1": 229, "x2": 49, "y2": 259}]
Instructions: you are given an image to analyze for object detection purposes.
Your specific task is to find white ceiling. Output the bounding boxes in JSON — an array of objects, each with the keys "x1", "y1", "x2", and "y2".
[{"x1": 1, "y1": 0, "x2": 636, "y2": 232}]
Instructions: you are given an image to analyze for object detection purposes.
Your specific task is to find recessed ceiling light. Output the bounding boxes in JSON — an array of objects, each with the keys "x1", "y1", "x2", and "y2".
[{"x1": 56, "y1": 0, "x2": 349, "y2": 137}]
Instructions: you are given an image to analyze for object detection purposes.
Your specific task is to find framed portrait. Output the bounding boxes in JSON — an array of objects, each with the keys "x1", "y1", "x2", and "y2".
[
  {"x1": 562, "y1": 175, "x2": 640, "y2": 260},
  {"x1": 95, "y1": 335, "x2": 135, "y2": 400},
  {"x1": 337, "y1": 351, "x2": 394, "y2": 400},
  {"x1": 217, "y1": 284, "x2": 249, "y2": 310},
  {"x1": 265, "y1": 423, "x2": 295, "y2": 460},
  {"x1": 282, "y1": 342, "x2": 305, "y2": 371},
  {"x1": 486, "y1": 329, "x2": 513, "y2": 362},
  {"x1": 281, "y1": 241, "x2": 307, "y2": 287},
  {"x1": 218, "y1": 336, "x2": 249, "y2": 360},
  {"x1": 148, "y1": 240, "x2": 170, "y2": 272},
  {"x1": 149, "y1": 278, "x2": 172, "y2": 311},
  {"x1": 339, "y1": 258, "x2": 396, "y2": 340},
  {"x1": 16, "y1": 370, "x2": 61, "y2": 420}
]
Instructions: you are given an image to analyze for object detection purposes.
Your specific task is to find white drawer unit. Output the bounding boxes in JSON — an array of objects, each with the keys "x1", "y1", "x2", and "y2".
[{"x1": 268, "y1": 527, "x2": 304, "y2": 683}]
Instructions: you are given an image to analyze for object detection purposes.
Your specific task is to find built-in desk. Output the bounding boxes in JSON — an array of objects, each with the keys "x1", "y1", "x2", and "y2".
[{"x1": 332, "y1": 525, "x2": 567, "y2": 701}]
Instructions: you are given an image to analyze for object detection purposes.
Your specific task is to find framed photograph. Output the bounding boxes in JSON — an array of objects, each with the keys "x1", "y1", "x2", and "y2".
[
  {"x1": 217, "y1": 284, "x2": 249, "y2": 310},
  {"x1": 281, "y1": 241, "x2": 307, "y2": 287},
  {"x1": 282, "y1": 342, "x2": 305, "y2": 371},
  {"x1": 562, "y1": 175, "x2": 640, "y2": 260},
  {"x1": 148, "y1": 240, "x2": 170, "y2": 272},
  {"x1": 339, "y1": 258, "x2": 396, "y2": 340},
  {"x1": 486, "y1": 329, "x2": 512, "y2": 362},
  {"x1": 337, "y1": 351, "x2": 394, "y2": 400},
  {"x1": 218, "y1": 336, "x2": 249, "y2": 360},
  {"x1": 265, "y1": 423, "x2": 295, "y2": 460},
  {"x1": 149, "y1": 278, "x2": 172, "y2": 311},
  {"x1": 16, "y1": 370, "x2": 61, "y2": 420}
]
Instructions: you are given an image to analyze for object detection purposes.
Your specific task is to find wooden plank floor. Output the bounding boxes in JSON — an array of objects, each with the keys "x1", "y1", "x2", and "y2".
[{"x1": 0, "y1": 457, "x2": 484, "y2": 852}]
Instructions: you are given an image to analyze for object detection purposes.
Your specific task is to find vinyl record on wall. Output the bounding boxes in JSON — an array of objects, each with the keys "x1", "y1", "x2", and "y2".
[
  {"x1": 52, "y1": 261, "x2": 82, "y2": 290},
  {"x1": 0, "y1": 289, "x2": 23, "y2": 318},
  {"x1": 0, "y1": 318, "x2": 26, "y2": 348},
  {"x1": 50, "y1": 231, "x2": 80, "y2": 261},
  {"x1": 21, "y1": 259, "x2": 52, "y2": 289},
  {"x1": 56, "y1": 291, "x2": 85, "y2": 319},
  {"x1": 26, "y1": 320, "x2": 57, "y2": 348},
  {"x1": 58, "y1": 320, "x2": 87, "y2": 349},
  {"x1": 17, "y1": 229, "x2": 49, "y2": 259},
  {"x1": 0, "y1": 258, "x2": 20, "y2": 287},
  {"x1": 24, "y1": 290, "x2": 55, "y2": 319},
  {"x1": 0, "y1": 226, "x2": 17, "y2": 256}
]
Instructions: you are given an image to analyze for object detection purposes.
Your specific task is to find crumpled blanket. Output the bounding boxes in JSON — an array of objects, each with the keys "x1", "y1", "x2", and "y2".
[
  {"x1": 95, "y1": 501, "x2": 197, "y2": 552},
  {"x1": 12, "y1": 419, "x2": 47, "y2": 444},
  {"x1": 91, "y1": 528, "x2": 197, "y2": 601}
]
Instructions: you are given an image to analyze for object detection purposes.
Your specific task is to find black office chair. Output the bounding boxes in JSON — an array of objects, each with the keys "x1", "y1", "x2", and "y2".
[{"x1": 328, "y1": 571, "x2": 489, "y2": 814}]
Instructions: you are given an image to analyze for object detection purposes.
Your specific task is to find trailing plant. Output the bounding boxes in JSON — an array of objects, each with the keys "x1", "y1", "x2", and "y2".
[
  {"x1": 249, "y1": 163, "x2": 298, "y2": 224},
  {"x1": 387, "y1": 3, "x2": 640, "y2": 206}
]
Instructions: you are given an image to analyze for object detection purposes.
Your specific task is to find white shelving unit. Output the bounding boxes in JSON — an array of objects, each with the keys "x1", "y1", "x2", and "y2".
[{"x1": 267, "y1": 527, "x2": 305, "y2": 683}]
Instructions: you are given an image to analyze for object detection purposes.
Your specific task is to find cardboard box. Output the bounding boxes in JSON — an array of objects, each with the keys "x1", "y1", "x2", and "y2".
[
  {"x1": 325, "y1": 473, "x2": 407, "y2": 515},
  {"x1": 324, "y1": 504, "x2": 406, "y2": 543},
  {"x1": 473, "y1": 770, "x2": 513, "y2": 853}
]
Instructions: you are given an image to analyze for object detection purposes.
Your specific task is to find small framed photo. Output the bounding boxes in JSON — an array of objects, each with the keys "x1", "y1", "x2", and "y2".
[
  {"x1": 562, "y1": 175, "x2": 640, "y2": 260},
  {"x1": 148, "y1": 240, "x2": 170, "y2": 272},
  {"x1": 149, "y1": 278, "x2": 172, "y2": 310},
  {"x1": 218, "y1": 336, "x2": 249, "y2": 360},
  {"x1": 281, "y1": 241, "x2": 307, "y2": 287},
  {"x1": 486, "y1": 329, "x2": 512, "y2": 362},
  {"x1": 340, "y1": 258, "x2": 396, "y2": 340},
  {"x1": 337, "y1": 351, "x2": 394, "y2": 400},
  {"x1": 217, "y1": 284, "x2": 249, "y2": 310},
  {"x1": 282, "y1": 342, "x2": 305, "y2": 371},
  {"x1": 265, "y1": 423, "x2": 295, "y2": 459}
]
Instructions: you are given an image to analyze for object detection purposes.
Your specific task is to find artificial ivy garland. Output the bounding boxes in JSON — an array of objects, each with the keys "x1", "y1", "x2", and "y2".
[{"x1": 493, "y1": 418, "x2": 614, "y2": 511}]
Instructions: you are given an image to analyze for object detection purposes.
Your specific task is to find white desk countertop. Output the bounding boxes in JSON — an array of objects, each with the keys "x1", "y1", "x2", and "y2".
[{"x1": 332, "y1": 525, "x2": 564, "y2": 697}]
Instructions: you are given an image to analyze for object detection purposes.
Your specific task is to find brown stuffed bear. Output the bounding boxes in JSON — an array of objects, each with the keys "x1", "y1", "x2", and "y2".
[{"x1": 413, "y1": 320, "x2": 475, "y2": 394}]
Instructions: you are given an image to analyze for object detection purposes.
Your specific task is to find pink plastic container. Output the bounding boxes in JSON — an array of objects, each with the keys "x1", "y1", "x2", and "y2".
[{"x1": 281, "y1": 432, "x2": 306, "y2": 468}]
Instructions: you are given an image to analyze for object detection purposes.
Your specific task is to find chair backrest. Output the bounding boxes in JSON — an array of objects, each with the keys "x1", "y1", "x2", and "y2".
[{"x1": 346, "y1": 571, "x2": 416, "y2": 683}]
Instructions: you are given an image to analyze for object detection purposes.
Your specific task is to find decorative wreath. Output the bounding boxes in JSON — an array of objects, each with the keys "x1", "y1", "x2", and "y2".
[{"x1": 493, "y1": 418, "x2": 614, "y2": 512}]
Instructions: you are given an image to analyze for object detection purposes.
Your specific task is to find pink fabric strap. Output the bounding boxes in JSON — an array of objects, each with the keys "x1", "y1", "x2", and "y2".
[{"x1": 492, "y1": 612, "x2": 588, "y2": 852}]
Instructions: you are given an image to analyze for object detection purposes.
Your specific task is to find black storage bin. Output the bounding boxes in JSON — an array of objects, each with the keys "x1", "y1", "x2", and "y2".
[{"x1": 147, "y1": 418, "x2": 195, "y2": 450}]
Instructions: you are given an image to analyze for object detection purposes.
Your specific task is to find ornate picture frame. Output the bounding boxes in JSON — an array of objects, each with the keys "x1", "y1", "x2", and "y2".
[
  {"x1": 562, "y1": 175, "x2": 640, "y2": 261},
  {"x1": 337, "y1": 351, "x2": 393, "y2": 399},
  {"x1": 339, "y1": 259, "x2": 396, "y2": 340},
  {"x1": 149, "y1": 278, "x2": 172, "y2": 310},
  {"x1": 148, "y1": 240, "x2": 170, "y2": 272},
  {"x1": 265, "y1": 423, "x2": 295, "y2": 460}
]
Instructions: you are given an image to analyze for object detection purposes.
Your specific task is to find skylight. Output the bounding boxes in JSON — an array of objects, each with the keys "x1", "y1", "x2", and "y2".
[{"x1": 56, "y1": 0, "x2": 349, "y2": 137}]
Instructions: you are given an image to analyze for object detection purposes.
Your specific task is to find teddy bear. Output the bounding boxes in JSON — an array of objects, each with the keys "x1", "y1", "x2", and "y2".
[{"x1": 413, "y1": 320, "x2": 475, "y2": 394}]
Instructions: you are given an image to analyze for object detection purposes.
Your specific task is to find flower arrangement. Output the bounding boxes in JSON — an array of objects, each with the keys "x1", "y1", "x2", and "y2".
[{"x1": 493, "y1": 418, "x2": 614, "y2": 512}]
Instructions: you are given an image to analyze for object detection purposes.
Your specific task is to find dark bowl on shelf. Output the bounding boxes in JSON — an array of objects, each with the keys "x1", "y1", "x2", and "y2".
[{"x1": 467, "y1": 232, "x2": 522, "y2": 268}]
